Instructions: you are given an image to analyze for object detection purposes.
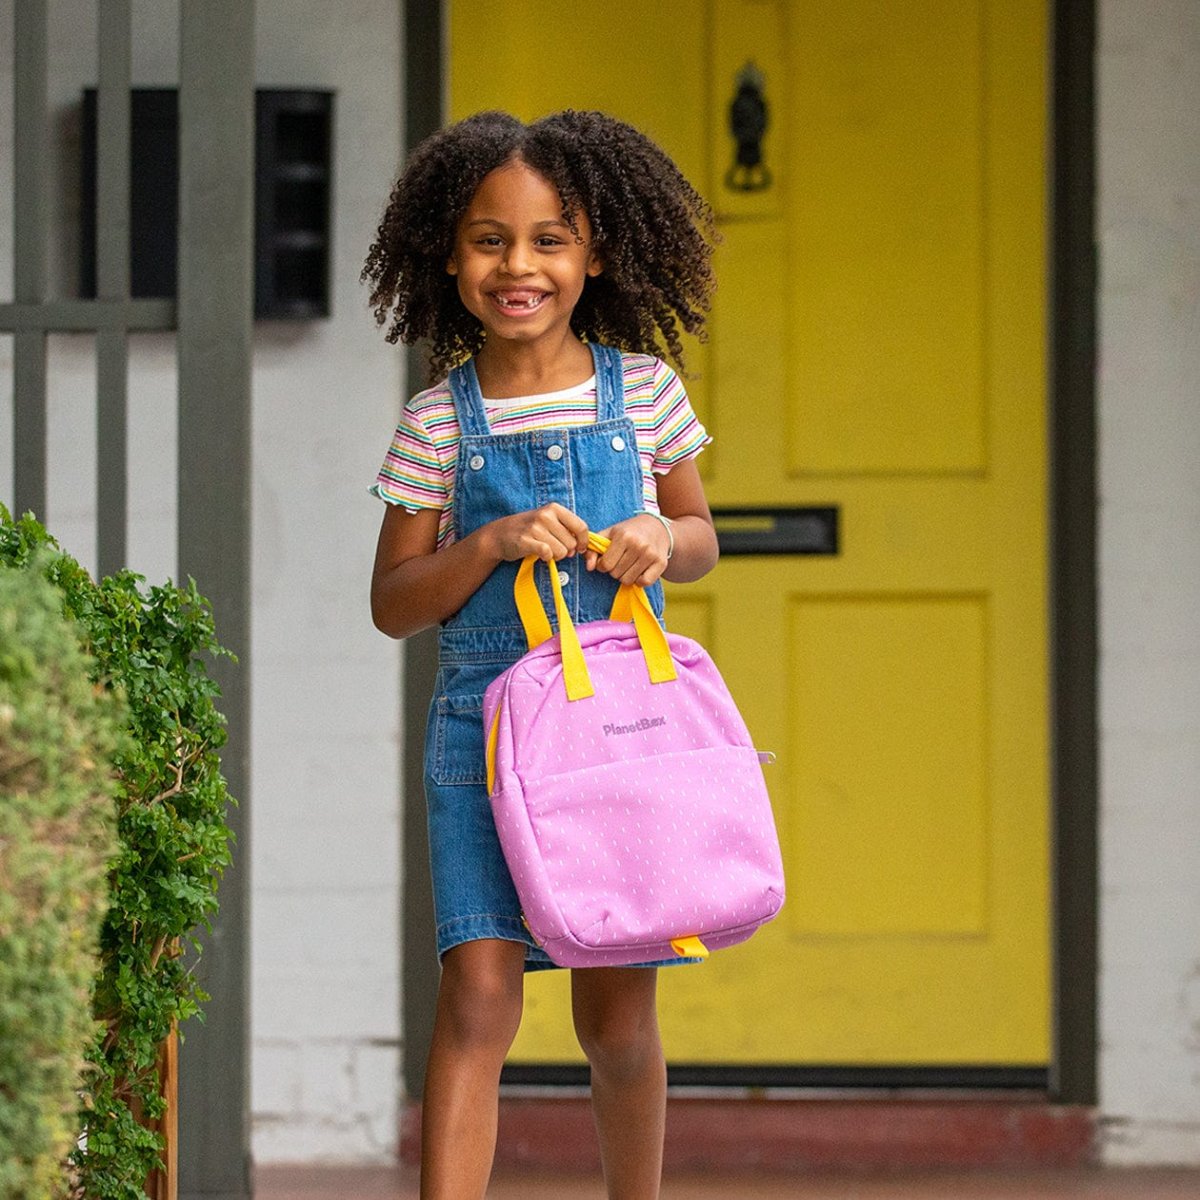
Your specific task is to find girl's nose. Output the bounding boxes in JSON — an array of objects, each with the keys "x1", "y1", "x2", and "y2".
[{"x1": 501, "y1": 242, "x2": 535, "y2": 276}]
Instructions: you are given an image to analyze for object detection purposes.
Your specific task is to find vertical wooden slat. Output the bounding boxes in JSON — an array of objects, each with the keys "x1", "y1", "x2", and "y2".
[
  {"x1": 162, "y1": 1025, "x2": 179, "y2": 1200},
  {"x1": 176, "y1": 3, "x2": 254, "y2": 1198},
  {"x1": 133, "y1": 1019, "x2": 179, "y2": 1200},
  {"x1": 144, "y1": 1024, "x2": 179, "y2": 1200},
  {"x1": 13, "y1": 0, "x2": 49, "y2": 520},
  {"x1": 96, "y1": 0, "x2": 132, "y2": 576}
]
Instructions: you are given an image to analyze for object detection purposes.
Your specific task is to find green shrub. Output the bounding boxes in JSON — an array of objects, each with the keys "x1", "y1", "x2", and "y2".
[
  {"x1": 0, "y1": 508, "x2": 235, "y2": 1200},
  {"x1": 0, "y1": 563, "x2": 124, "y2": 1200}
]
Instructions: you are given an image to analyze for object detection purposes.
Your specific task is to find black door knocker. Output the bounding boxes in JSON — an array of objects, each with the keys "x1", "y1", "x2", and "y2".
[{"x1": 725, "y1": 61, "x2": 772, "y2": 193}]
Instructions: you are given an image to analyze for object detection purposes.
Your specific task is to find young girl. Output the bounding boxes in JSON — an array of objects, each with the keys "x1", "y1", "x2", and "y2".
[{"x1": 364, "y1": 109, "x2": 719, "y2": 1200}]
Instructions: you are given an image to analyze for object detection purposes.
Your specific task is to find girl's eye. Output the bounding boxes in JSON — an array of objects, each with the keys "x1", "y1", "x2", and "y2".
[
  {"x1": 536, "y1": 237, "x2": 566, "y2": 248},
  {"x1": 475, "y1": 236, "x2": 504, "y2": 247}
]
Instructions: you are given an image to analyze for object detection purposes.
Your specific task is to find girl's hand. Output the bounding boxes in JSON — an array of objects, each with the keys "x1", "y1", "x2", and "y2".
[
  {"x1": 585, "y1": 513, "x2": 672, "y2": 586},
  {"x1": 484, "y1": 502, "x2": 590, "y2": 563}
]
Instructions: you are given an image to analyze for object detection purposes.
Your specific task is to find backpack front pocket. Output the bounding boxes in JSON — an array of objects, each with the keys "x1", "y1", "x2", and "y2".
[{"x1": 510, "y1": 744, "x2": 784, "y2": 951}]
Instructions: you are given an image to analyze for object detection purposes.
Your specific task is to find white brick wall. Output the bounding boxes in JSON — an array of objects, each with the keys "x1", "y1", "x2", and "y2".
[
  {"x1": 250, "y1": 0, "x2": 404, "y2": 1162},
  {"x1": 0, "y1": 0, "x2": 406, "y2": 1163},
  {"x1": 1097, "y1": 0, "x2": 1200, "y2": 1166}
]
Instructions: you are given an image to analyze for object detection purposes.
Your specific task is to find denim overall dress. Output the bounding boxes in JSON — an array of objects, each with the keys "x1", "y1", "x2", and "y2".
[{"x1": 423, "y1": 343, "x2": 665, "y2": 969}]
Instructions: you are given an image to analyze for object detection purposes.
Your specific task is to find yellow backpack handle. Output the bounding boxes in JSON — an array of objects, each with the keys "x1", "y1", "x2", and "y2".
[
  {"x1": 513, "y1": 553, "x2": 593, "y2": 701},
  {"x1": 600, "y1": 548, "x2": 677, "y2": 686},
  {"x1": 511, "y1": 530, "x2": 677, "y2": 702}
]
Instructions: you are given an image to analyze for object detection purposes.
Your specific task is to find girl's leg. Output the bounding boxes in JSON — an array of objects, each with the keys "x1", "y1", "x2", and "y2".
[
  {"x1": 571, "y1": 967, "x2": 666, "y2": 1200},
  {"x1": 421, "y1": 938, "x2": 526, "y2": 1200}
]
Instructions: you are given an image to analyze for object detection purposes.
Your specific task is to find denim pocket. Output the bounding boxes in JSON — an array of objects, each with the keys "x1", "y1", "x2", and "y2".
[{"x1": 430, "y1": 691, "x2": 487, "y2": 786}]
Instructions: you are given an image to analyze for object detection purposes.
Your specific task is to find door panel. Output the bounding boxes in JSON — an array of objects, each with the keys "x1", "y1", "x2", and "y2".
[
  {"x1": 787, "y1": 4, "x2": 989, "y2": 475},
  {"x1": 448, "y1": 0, "x2": 1049, "y2": 1067},
  {"x1": 787, "y1": 594, "x2": 991, "y2": 938}
]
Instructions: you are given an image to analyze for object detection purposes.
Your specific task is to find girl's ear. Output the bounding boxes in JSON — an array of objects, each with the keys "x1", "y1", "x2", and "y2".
[
  {"x1": 446, "y1": 256, "x2": 458, "y2": 276},
  {"x1": 586, "y1": 248, "x2": 603, "y2": 277}
]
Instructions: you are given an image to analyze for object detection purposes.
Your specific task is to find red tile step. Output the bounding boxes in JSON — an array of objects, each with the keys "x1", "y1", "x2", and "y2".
[{"x1": 401, "y1": 1097, "x2": 1095, "y2": 1172}]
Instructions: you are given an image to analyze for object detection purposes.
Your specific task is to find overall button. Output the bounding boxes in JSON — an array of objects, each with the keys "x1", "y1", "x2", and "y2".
[
  {"x1": 546, "y1": 444, "x2": 564, "y2": 461},
  {"x1": 557, "y1": 570, "x2": 570, "y2": 586},
  {"x1": 611, "y1": 435, "x2": 626, "y2": 452},
  {"x1": 468, "y1": 454, "x2": 485, "y2": 471}
]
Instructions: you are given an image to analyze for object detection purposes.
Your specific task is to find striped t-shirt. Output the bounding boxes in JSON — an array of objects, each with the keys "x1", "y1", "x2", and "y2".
[{"x1": 371, "y1": 352, "x2": 710, "y2": 548}]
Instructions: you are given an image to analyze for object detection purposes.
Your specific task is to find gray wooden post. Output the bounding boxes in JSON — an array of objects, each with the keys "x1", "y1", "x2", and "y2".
[
  {"x1": 95, "y1": 0, "x2": 132, "y2": 577},
  {"x1": 12, "y1": 0, "x2": 49, "y2": 520},
  {"x1": 401, "y1": 0, "x2": 445, "y2": 1106},
  {"x1": 176, "y1": 3, "x2": 255, "y2": 1197}
]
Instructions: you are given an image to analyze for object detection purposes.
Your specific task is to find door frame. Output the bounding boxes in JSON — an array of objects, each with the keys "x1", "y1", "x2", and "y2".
[
  {"x1": 399, "y1": 0, "x2": 1098, "y2": 1106},
  {"x1": 1048, "y1": 0, "x2": 1098, "y2": 1107}
]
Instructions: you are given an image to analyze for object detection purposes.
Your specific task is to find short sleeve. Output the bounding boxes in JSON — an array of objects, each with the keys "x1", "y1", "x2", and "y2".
[
  {"x1": 369, "y1": 399, "x2": 450, "y2": 511},
  {"x1": 649, "y1": 359, "x2": 711, "y2": 474}
]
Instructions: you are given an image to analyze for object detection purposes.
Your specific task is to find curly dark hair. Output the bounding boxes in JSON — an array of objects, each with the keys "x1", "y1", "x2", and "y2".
[{"x1": 362, "y1": 109, "x2": 717, "y2": 381}]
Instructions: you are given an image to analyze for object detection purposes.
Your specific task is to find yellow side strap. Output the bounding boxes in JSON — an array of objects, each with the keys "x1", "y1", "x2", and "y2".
[
  {"x1": 486, "y1": 705, "x2": 501, "y2": 795},
  {"x1": 670, "y1": 935, "x2": 709, "y2": 959}
]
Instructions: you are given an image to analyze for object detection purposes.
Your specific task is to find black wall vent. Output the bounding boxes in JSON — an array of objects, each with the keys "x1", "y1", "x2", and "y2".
[{"x1": 81, "y1": 88, "x2": 334, "y2": 319}]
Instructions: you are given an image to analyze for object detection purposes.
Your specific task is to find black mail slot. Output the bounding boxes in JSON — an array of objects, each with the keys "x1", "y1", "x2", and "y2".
[{"x1": 711, "y1": 506, "x2": 839, "y2": 556}]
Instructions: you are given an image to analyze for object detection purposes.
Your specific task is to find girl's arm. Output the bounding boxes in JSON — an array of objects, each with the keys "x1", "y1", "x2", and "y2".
[
  {"x1": 370, "y1": 501, "x2": 590, "y2": 640},
  {"x1": 586, "y1": 457, "x2": 719, "y2": 588}
]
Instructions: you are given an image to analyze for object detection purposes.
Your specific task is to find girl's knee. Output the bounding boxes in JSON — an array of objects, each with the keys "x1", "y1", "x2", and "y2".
[
  {"x1": 576, "y1": 1018, "x2": 655, "y2": 1075},
  {"x1": 436, "y1": 941, "x2": 524, "y2": 1051},
  {"x1": 572, "y1": 977, "x2": 662, "y2": 1074}
]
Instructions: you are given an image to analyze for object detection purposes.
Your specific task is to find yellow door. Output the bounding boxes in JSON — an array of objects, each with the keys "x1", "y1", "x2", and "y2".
[{"x1": 449, "y1": 0, "x2": 1050, "y2": 1068}]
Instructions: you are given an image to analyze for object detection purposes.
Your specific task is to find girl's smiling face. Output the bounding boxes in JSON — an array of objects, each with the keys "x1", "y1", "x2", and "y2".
[{"x1": 448, "y1": 158, "x2": 602, "y2": 349}]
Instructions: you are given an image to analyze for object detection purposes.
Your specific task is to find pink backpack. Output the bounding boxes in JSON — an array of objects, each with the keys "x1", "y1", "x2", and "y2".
[{"x1": 483, "y1": 534, "x2": 785, "y2": 968}]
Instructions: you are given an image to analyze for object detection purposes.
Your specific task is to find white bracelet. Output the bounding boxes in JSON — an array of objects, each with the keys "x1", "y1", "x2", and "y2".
[{"x1": 644, "y1": 510, "x2": 674, "y2": 561}]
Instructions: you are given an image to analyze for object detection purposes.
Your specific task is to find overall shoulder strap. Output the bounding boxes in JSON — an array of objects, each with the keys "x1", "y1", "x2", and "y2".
[
  {"x1": 447, "y1": 358, "x2": 492, "y2": 438},
  {"x1": 590, "y1": 344, "x2": 627, "y2": 422}
]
